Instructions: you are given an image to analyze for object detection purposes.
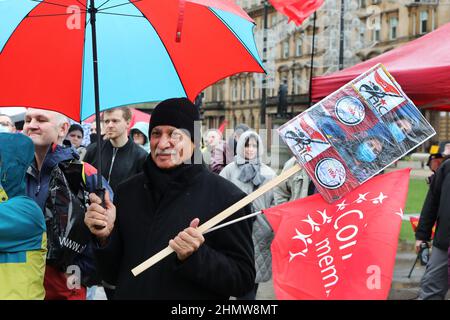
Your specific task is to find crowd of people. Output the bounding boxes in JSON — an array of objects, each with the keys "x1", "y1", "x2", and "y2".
[{"x1": 0, "y1": 98, "x2": 449, "y2": 300}]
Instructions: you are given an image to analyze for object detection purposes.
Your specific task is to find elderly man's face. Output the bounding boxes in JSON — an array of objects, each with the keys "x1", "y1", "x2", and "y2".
[{"x1": 150, "y1": 125, "x2": 194, "y2": 169}]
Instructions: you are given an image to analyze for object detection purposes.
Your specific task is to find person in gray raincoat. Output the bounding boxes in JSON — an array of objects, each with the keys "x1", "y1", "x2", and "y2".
[{"x1": 220, "y1": 130, "x2": 276, "y2": 300}]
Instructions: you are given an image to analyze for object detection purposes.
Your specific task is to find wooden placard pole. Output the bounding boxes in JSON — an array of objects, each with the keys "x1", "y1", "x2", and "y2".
[{"x1": 131, "y1": 162, "x2": 302, "y2": 277}]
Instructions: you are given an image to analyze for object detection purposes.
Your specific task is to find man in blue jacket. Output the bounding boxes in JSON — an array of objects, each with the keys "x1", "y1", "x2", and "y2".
[
  {"x1": 23, "y1": 108, "x2": 113, "y2": 300},
  {"x1": 0, "y1": 133, "x2": 47, "y2": 299}
]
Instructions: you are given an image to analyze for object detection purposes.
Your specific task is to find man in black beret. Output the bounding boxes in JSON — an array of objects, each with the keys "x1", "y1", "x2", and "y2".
[{"x1": 85, "y1": 98, "x2": 255, "y2": 299}]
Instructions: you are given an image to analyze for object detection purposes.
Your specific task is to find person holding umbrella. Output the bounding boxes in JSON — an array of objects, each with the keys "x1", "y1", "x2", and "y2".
[
  {"x1": 23, "y1": 108, "x2": 113, "y2": 300},
  {"x1": 85, "y1": 98, "x2": 255, "y2": 299}
]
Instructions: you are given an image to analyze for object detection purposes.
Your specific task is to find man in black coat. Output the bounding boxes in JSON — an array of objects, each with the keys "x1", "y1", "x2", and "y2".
[
  {"x1": 415, "y1": 158, "x2": 450, "y2": 299},
  {"x1": 84, "y1": 107, "x2": 147, "y2": 193},
  {"x1": 85, "y1": 98, "x2": 255, "y2": 299}
]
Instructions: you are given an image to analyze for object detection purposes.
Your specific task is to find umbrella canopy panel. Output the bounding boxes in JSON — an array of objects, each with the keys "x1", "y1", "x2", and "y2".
[{"x1": 0, "y1": 0, "x2": 264, "y2": 121}]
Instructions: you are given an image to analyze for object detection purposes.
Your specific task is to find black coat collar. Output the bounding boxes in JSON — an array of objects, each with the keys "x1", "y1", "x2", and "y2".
[{"x1": 143, "y1": 155, "x2": 205, "y2": 190}]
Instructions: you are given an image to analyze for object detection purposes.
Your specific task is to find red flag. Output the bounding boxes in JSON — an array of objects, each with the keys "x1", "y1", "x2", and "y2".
[
  {"x1": 269, "y1": 0, "x2": 324, "y2": 26},
  {"x1": 263, "y1": 169, "x2": 410, "y2": 299},
  {"x1": 218, "y1": 119, "x2": 228, "y2": 134},
  {"x1": 409, "y1": 216, "x2": 436, "y2": 239}
]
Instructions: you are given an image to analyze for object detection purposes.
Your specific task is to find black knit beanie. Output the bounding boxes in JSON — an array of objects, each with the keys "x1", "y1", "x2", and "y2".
[{"x1": 149, "y1": 98, "x2": 200, "y2": 142}]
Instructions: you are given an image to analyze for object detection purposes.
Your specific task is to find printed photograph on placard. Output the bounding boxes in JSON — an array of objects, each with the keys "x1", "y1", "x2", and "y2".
[
  {"x1": 353, "y1": 66, "x2": 406, "y2": 117},
  {"x1": 379, "y1": 101, "x2": 436, "y2": 153},
  {"x1": 314, "y1": 85, "x2": 382, "y2": 138},
  {"x1": 308, "y1": 106, "x2": 398, "y2": 183},
  {"x1": 301, "y1": 147, "x2": 360, "y2": 203},
  {"x1": 278, "y1": 113, "x2": 331, "y2": 163},
  {"x1": 278, "y1": 63, "x2": 436, "y2": 203}
]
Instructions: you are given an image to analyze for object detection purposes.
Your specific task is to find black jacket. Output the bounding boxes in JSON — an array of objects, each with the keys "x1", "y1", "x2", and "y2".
[
  {"x1": 84, "y1": 138, "x2": 147, "y2": 192},
  {"x1": 94, "y1": 158, "x2": 255, "y2": 299},
  {"x1": 416, "y1": 159, "x2": 450, "y2": 250}
]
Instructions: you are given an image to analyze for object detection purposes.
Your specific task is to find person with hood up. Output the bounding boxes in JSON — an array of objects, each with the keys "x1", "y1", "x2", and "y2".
[
  {"x1": 0, "y1": 133, "x2": 47, "y2": 300},
  {"x1": 220, "y1": 130, "x2": 276, "y2": 300},
  {"x1": 130, "y1": 122, "x2": 150, "y2": 153}
]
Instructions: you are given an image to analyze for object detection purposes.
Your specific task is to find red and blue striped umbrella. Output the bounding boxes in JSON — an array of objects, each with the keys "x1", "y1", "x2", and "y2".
[
  {"x1": 0, "y1": 0, "x2": 264, "y2": 121},
  {"x1": 0, "y1": 0, "x2": 264, "y2": 193}
]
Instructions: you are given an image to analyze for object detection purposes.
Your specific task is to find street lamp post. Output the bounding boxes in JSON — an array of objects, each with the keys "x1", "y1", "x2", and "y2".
[
  {"x1": 260, "y1": 0, "x2": 269, "y2": 129},
  {"x1": 308, "y1": 12, "x2": 317, "y2": 107},
  {"x1": 339, "y1": 0, "x2": 345, "y2": 70}
]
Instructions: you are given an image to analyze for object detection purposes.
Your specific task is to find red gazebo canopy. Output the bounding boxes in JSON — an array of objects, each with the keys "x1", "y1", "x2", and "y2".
[{"x1": 312, "y1": 22, "x2": 450, "y2": 111}]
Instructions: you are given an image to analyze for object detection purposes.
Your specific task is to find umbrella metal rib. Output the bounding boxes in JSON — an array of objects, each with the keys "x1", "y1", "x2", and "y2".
[
  {"x1": 76, "y1": 0, "x2": 88, "y2": 9},
  {"x1": 28, "y1": 13, "x2": 87, "y2": 17},
  {"x1": 97, "y1": 12, "x2": 144, "y2": 18},
  {"x1": 98, "y1": 0, "x2": 143, "y2": 12},
  {"x1": 96, "y1": 0, "x2": 112, "y2": 10},
  {"x1": 29, "y1": 0, "x2": 75, "y2": 9}
]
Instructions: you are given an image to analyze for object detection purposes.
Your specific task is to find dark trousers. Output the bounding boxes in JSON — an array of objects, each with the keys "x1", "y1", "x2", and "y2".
[{"x1": 418, "y1": 246, "x2": 449, "y2": 300}]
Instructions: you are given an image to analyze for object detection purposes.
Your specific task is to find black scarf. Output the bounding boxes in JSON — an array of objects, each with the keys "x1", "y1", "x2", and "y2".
[{"x1": 143, "y1": 156, "x2": 192, "y2": 207}]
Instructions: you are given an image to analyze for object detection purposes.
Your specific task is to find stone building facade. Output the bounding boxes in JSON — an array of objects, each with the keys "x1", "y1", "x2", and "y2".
[{"x1": 200, "y1": 0, "x2": 450, "y2": 148}]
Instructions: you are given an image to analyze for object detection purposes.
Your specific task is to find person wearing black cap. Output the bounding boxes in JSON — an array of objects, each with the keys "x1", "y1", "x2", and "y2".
[{"x1": 85, "y1": 98, "x2": 255, "y2": 299}]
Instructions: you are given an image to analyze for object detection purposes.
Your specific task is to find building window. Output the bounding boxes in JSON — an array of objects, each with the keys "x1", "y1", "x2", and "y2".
[
  {"x1": 295, "y1": 38, "x2": 302, "y2": 56},
  {"x1": 271, "y1": 13, "x2": 278, "y2": 27},
  {"x1": 250, "y1": 79, "x2": 256, "y2": 100},
  {"x1": 282, "y1": 41, "x2": 290, "y2": 59},
  {"x1": 294, "y1": 72, "x2": 301, "y2": 95},
  {"x1": 215, "y1": 85, "x2": 222, "y2": 101},
  {"x1": 231, "y1": 81, "x2": 238, "y2": 102},
  {"x1": 420, "y1": 11, "x2": 428, "y2": 34},
  {"x1": 241, "y1": 79, "x2": 247, "y2": 101},
  {"x1": 431, "y1": 9, "x2": 435, "y2": 31},
  {"x1": 372, "y1": 24, "x2": 380, "y2": 42},
  {"x1": 389, "y1": 17, "x2": 398, "y2": 40}
]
